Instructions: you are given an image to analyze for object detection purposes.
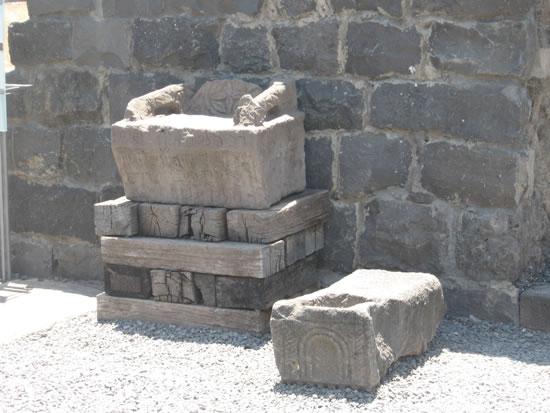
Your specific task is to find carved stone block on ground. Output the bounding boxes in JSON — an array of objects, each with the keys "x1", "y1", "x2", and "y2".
[
  {"x1": 189, "y1": 207, "x2": 227, "y2": 242},
  {"x1": 151, "y1": 270, "x2": 199, "y2": 304},
  {"x1": 95, "y1": 196, "x2": 138, "y2": 237},
  {"x1": 104, "y1": 264, "x2": 152, "y2": 299},
  {"x1": 227, "y1": 189, "x2": 330, "y2": 243},
  {"x1": 271, "y1": 269, "x2": 446, "y2": 391},
  {"x1": 139, "y1": 203, "x2": 181, "y2": 238}
]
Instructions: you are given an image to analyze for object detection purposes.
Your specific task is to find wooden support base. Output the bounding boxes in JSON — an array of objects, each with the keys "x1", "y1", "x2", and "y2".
[{"x1": 96, "y1": 293, "x2": 271, "y2": 335}]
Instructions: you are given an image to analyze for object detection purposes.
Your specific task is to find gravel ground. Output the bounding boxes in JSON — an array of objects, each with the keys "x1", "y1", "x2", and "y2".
[{"x1": 0, "y1": 313, "x2": 549, "y2": 413}]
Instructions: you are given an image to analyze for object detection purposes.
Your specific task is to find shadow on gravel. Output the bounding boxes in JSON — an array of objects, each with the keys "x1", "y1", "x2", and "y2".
[{"x1": 102, "y1": 319, "x2": 272, "y2": 350}]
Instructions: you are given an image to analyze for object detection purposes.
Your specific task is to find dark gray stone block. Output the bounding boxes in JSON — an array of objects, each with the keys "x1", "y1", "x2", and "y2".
[
  {"x1": 31, "y1": 68, "x2": 103, "y2": 126},
  {"x1": 214, "y1": 255, "x2": 318, "y2": 310},
  {"x1": 358, "y1": 199, "x2": 449, "y2": 275},
  {"x1": 280, "y1": 0, "x2": 316, "y2": 16},
  {"x1": 319, "y1": 202, "x2": 356, "y2": 272},
  {"x1": 9, "y1": 19, "x2": 72, "y2": 65},
  {"x1": 72, "y1": 16, "x2": 132, "y2": 69},
  {"x1": 305, "y1": 136, "x2": 334, "y2": 191},
  {"x1": 10, "y1": 235, "x2": 53, "y2": 279},
  {"x1": 164, "y1": 0, "x2": 264, "y2": 16},
  {"x1": 104, "y1": 264, "x2": 152, "y2": 299},
  {"x1": 102, "y1": 0, "x2": 165, "y2": 17},
  {"x1": 339, "y1": 133, "x2": 411, "y2": 198},
  {"x1": 332, "y1": 0, "x2": 401, "y2": 16},
  {"x1": 411, "y1": 0, "x2": 535, "y2": 19},
  {"x1": 429, "y1": 21, "x2": 533, "y2": 76},
  {"x1": 107, "y1": 71, "x2": 186, "y2": 123},
  {"x1": 63, "y1": 127, "x2": 121, "y2": 186},
  {"x1": 273, "y1": 20, "x2": 339, "y2": 76},
  {"x1": 456, "y1": 210, "x2": 522, "y2": 283},
  {"x1": 221, "y1": 25, "x2": 271, "y2": 73},
  {"x1": 53, "y1": 240, "x2": 103, "y2": 281},
  {"x1": 27, "y1": 0, "x2": 95, "y2": 16},
  {"x1": 443, "y1": 278, "x2": 519, "y2": 324},
  {"x1": 520, "y1": 285, "x2": 550, "y2": 333},
  {"x1": 133, "y1": 16, "x2": 221, "y2": 69},
  {"x1": 370, "y1": 81, "x2": 529, "y2": 146},
  {"x1": 346, "y1": 22, "x2": 421, "y2": 78},
  {"x1": 9, "y1": 175, "x2": 97, "y2": 243},
  {"x1": 8, "y1": 126, "x2": 62, "y2": 179},
  {"x1": 6, "y1": 69, "x2": 30, "y2": 122},
  {"x1": 297, "y1": 79, "x2": 364, "y2": 131},
  {"x1": 421, "y1": 142, "x2": 521, "y2": 209}
]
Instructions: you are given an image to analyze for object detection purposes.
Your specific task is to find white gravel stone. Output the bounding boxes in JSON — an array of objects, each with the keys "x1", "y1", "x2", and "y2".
[{"x1": 0, "y1": 313, "x2": 549, "y2": 412}]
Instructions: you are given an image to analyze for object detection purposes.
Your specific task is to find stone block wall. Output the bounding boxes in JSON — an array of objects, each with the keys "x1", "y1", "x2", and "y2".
[{"x1": 7, "y1": 0, "x2": 550, "y2": 322}]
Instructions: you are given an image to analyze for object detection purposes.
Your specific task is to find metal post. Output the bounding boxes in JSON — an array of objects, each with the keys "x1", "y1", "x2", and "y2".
[{"x1": 0, "y1": 0, "x2": 9, "y2": 283}]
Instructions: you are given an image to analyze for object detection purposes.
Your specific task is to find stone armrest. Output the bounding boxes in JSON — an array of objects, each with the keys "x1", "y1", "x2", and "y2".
[
  {"x1": 124, "y1": 84, "x2": 187, "y2": 121},
  {"x1": 233, "y1": 81, "x2": 297, "y2": 127}
]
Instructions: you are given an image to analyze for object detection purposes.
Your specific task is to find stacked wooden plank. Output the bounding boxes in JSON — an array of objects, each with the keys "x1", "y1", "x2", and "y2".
[{"x1": 95, "y1": 190, "x2": 329, "y2": 334}]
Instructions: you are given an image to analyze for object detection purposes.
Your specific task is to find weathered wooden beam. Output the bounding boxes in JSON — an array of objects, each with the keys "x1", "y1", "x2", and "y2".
[
  {"x1": 95, "y1": 197, "x2": 138, "y2": 237},
  {"x1": 101, "y1": 236, "x2": 285, "y2": 278},
  {"x1": 96, "y1": 293, "x2": 270, "y2": 334},
  {"x1": 139, "y1": 203, "x2": 181, "y2": 238},
  {"x1": 227, "y1": 189, "x2": 330, "y2": 243}
]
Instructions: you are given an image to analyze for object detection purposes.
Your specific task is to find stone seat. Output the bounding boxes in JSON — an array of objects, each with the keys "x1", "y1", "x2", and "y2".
[
  {"x1": 270, "y1": 269, "x2": 446, "y2": 391},
  {"x1": 111, "y1": 79, "x2": 306, "y2": 209}
]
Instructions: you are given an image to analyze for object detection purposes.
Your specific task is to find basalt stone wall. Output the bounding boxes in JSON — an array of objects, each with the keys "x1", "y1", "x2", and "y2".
[{"x1": 7, "y1": 0, "x2": 550, "y2": 322}]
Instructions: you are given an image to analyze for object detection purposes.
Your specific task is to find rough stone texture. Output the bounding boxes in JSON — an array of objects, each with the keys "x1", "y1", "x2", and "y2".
[
  {"x1": 151, "y1": 270, "x2": 199, "y2": 304},
  {"x1": 411, "y1": 0, "x2": 535, "y2": 19},
  {"x1": 95, "y1": 197, "x2": 139, "y2": 237},
  {"x1": 7, "y1": 126, "x2": 62, "y2": 180},
  {"x1": 164, "y1": 0, "x2": 264, "y2": 16},
  {"x1": 305, "y1": 136, "x2": 334, "y2": 191},
  {"x1": 30, "y1": 68, "x2": 103, "y2": 126},
  {"x1": 273, "y1": 20, "x2": 339, "y2": 76},
  {"x1": 346, "y1": 22, "x2": 421, "y2": 78},
  {"x1": 189, "y1": 207, "x2": 227, "y2": 242},
  {"x1": 339, "y1": 133, "x2": 411, "y2": 198},
  {"x1": 456, "y1": 210, "x2": 523, "y2": 283},
  {"x1": 332, "y1": 0, "x2": 402, "y2": 16},
  {"x1": 133, "y1": 16, "x2": 221, "y2": 69},
  {"x1": 320, "y1": 202, "x2": 356, "y2": 272},
  {"x1": 72, "y1": 16, "x2": 132, "y2": 68},
  {"x1": 271, "y1": 270, "x2": 446, "y2": 391},
  {"x1": 188, "y1": 79, "x2": 262, "y2": 117},
  {"x1": 112, "y1": 90, "x2": 305, "y2": 209},
  {"x1": 370, "y1": 81, "x2": 529, "y2": 146},
  {"x1": 297, "y1": 79, "x2": 364, "y2": 131},
  {"x1": 215, "y1": 255, "x2": 319, "y2": 310},
  {"x1": 108, "y1": 72, "x2": 187, "y2": 123},
  {"x1": 8, "y1": 19, "x2": 72, "y2": 66},
  {"x1": 8, "y1": 175, "x2": 96, "y2": 243},
  {"x1": 52, "y1": 240, "x2": 103, "y2": 280},
  {"x1": 139, "y1": 203, "x2": 181, "y2": 238},
  {"x1": 27, "y1": 0, "x2": 95, "y2": 16},
  {"x1": 520, "y1": 285, "x2": 550, "y2": 333},
  {"x1": 102, "y1": 0, "x2": 165, "y2": 17},
  {"x1": 280, "y1": 0, "x2": 316, "y2": 17},
  {"x1": 104, "y1": 264, "x2": 152, "y2": 299},
  {"x1": 227, "y1": 190, "x2": 330, "y2": 243},
  {"x1": 221, "y1": 25, "x2": 271, "y2": 73},
  {"x1": 421, "y1": 142, "x2": 523, "y2": 209},
  {"x1": 443, "y1": 278, "x2": 520, "y2": 324},
  {"x1": 10, "y1": 236, "x2": 53, "y2": 278},
  {"x1": 428, "y1": 21, "x2": 533, "y2": 77},
  {"x1": 358, "y1": 199, "x2": 449, "y2": 275},
  {"x1": 63, "y1": 127, "x2": 120, "y2": 186}
]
